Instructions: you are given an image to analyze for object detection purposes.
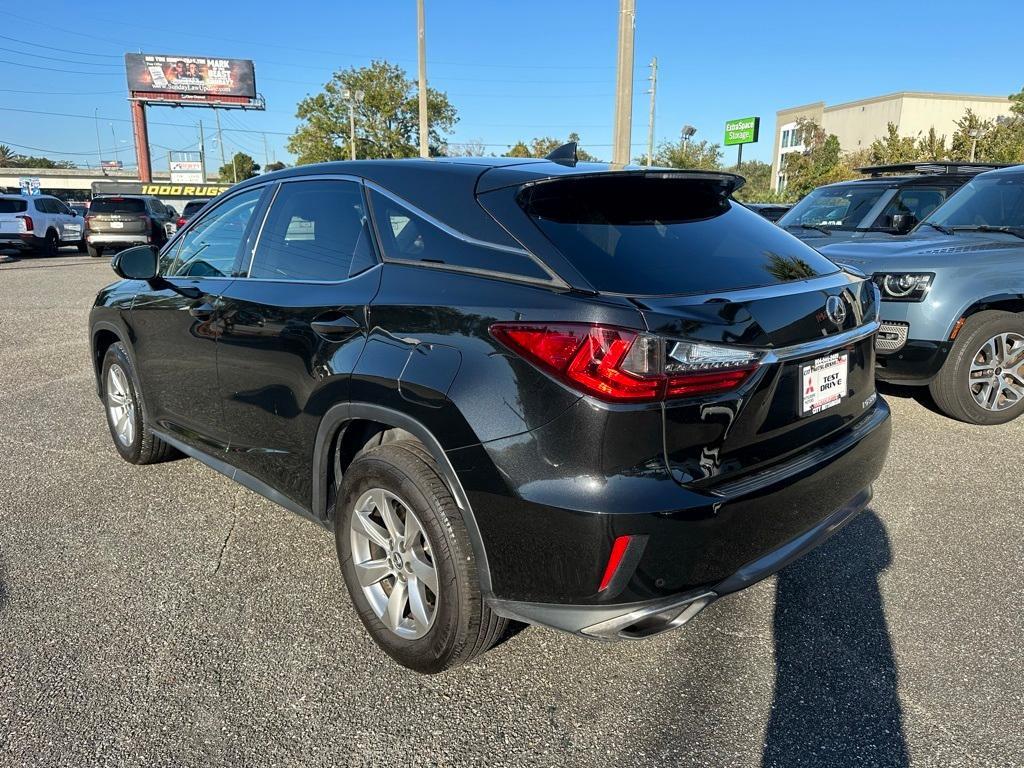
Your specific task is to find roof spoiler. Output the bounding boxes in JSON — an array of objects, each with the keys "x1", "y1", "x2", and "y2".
[{"x1": 544, "y1": 141, "x2": 578, "y2": 166}]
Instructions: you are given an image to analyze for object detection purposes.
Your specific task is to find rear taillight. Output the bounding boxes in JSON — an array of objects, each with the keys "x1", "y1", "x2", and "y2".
[
  {"x1": 16, "y1": 214, "x2": 33, "y2": 234},
  {"x1": 84, "y1": 214, "x2": 94, "y2": 231},
  {"x1": 490, "y1": 322, "x2": 761, "y2": 403}
]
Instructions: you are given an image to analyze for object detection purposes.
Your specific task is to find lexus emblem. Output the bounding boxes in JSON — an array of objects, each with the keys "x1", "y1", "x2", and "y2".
[{"x1": 825, "y1": 295, "x2": 847, "y2": 327}]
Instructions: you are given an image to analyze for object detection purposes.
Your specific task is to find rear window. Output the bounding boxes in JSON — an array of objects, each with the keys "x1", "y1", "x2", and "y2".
[
  {"x1": 89, "y1": 197, "x2": 146, "y2": 214},
  {"x1": 519, "y1": 175, "x2": 838, "y2": 295},
  {"x1": 0, "y1": 199, "x2": 27, "y2": 213},
  {"x1": 182, "y1": 201, "x2": 206, "y2": 216}
]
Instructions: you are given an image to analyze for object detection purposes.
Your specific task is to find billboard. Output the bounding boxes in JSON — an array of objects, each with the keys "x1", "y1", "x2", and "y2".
[
  {"x1": 125, "y1": 54, "x2": 257, "y2": 102},
  {"x1": 724, "y1": 117, "x2": 760, "y2": 146},
  {"x1": 170, "y1": 160, "x2": 204, "y2": 184}
]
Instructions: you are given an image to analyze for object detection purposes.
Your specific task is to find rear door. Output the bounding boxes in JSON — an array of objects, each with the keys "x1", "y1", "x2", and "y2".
[
  {"x1": 129, "y1": 185, "x2": 268, "y2": 451},
  {"x1": 215, "y1": 177, "x2": 381, "y2": 509}
]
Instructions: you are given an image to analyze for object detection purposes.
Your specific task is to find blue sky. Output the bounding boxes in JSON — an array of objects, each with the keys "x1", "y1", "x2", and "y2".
[{"x1": 1, "y1": 0, "x2": 1021, "y2": 173}]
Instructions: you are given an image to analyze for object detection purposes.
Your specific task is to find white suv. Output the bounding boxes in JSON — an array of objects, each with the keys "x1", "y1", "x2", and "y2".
[{"x1": 0, "y1": 194, "x2": 87, "y2": 256}]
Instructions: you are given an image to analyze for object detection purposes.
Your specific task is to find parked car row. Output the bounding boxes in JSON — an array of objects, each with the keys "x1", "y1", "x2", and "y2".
[
  {"x1": 0, "y1": 194, "x2": 210, "y2": 258},
  {"x1": 777, "y1": 162, "x2": 1024, "y2": 425}
]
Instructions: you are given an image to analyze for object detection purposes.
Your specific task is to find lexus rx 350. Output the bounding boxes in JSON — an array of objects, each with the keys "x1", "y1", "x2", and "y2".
[{"x1": 89, "y1": 155, "x2": 891, "y2": 673}]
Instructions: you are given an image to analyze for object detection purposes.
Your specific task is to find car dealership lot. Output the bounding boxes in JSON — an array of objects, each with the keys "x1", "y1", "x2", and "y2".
[{"x1": 1, "y1": 255, "x2": 1021, "y2": 767}]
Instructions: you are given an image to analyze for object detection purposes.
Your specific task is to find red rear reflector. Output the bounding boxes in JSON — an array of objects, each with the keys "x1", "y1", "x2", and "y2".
[
  {"x1": 599, "y1": 535, "x2": 632, "y2": 592},
  {"x1": 490, "y1": 322, "x2": 758, "y2": 403}
]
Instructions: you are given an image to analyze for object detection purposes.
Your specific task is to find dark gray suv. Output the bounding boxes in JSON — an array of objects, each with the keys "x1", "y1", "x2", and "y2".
[{"x1": 85, "y1": 195, "x2": 175, "y2": 259}]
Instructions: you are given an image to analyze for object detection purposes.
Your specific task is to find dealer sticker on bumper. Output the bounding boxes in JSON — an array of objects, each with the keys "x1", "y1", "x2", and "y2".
[{"x1": 801, "y1": 352, "x2": 848, "y2": 415}]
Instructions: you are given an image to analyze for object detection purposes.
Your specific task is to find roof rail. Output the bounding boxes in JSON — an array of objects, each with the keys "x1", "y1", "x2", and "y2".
[{"x1": 858, "y1": 162, "x2": 1010, "y2": 177}]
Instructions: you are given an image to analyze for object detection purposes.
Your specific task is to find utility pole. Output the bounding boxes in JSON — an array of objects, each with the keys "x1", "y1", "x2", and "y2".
[
  {"x1": 262, "y1": 133, "x2": 270, "y2": 169},
  {"x1": 417, "y1": 0, "x2": 429, "y2": 158},
  {"x1": 94, "y1": 107, "x2": 103, "y2": 171},
  {"x1": 612, "y1": 0, "x2": 636, "y2": 166},
  {"x1": 645, "y1": 56, "x2": 657, "y2": 167},
  {"x1": 214, "y1": 108, "x2": 226, "y2": 172},
  {"x1": 198, "y1": 120, "x2": 206, "y2": 181}
]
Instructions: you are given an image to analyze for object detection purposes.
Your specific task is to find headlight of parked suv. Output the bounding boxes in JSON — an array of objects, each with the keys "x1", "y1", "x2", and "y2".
[{"x1": 873, "y1": 273, "x2": 934, "y2": 302}]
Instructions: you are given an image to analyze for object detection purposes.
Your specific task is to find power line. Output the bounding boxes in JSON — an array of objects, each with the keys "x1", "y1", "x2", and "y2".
[
  {"x1": 0, "y1": 88, "x2": 124, "y2": 95},
  {"x1": 0, "y1": 106, "x2": 293, "y2": 136},
  {"x1": 0, "y1": 33, "x2": 122, "y2": 58},
  {"x1": 0, "y1": 44, "x2": 122, "y2": 67},
  {"x1": 0, "y1": 58, "x2": 121, "y2": 75}
]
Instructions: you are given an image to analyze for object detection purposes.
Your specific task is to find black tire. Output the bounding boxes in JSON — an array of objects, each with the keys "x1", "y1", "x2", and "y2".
[
  {"x1": 336, "y1": 440, "x2": 507, "y2": 673},
  {"x1": 87, "y1": 244, "x2": 103, "y2": 259},
  {"x1": 929, "y1": 310, "x2": 1024, "y2": 425},
  {"x1": 100, "y1": 342, "x2": 180, "y2": 464},
  {"x1": 40, "y1": 229, "x2": 59, "y2": 257},
  {"x1": 77, "y1": 239, "x2": 87, "y2": 253}
]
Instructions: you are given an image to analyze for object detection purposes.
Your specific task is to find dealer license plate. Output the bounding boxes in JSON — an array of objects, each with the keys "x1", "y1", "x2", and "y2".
[{"x1": 800, "y1": 352, "x2": 848, "y2": 416}]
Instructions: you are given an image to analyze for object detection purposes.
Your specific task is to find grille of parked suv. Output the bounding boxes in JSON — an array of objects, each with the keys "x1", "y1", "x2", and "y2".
[{"x1": 876, "y1": 321, "x2": 910, "y2": 352}]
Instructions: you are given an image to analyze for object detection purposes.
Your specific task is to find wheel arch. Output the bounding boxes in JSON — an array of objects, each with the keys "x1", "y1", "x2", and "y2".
[
  {"x1": 313, "y1": 402, "x2": 493, "y2": 595},
  {"x1": 946, "y1": 293, "x2": 1024, "y2": 340},
  {"x1": 90, "y1": 321, "x2": 132, "y2": 397}
]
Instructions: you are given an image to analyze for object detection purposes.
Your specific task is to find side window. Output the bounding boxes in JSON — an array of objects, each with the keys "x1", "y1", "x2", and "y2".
[
  {"x1": 876, "y1": 187, "x2": 948, "y2": 227},
  {"x1": 367, "y1": 188, "x2": 550, "y2": 281},
  {"x1": 167, "y1": 187, "x2": 264, "y2": 278},
  {"x1": 35, "y1": 198, "x2": 54, "y2": 214},
  {"x1": 248, "y1": 179, "x2": 375, "y2": 281}
]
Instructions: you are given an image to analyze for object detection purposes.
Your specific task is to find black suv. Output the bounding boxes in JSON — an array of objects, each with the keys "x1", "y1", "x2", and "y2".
[
  {"x1": 89, "y1": 157, "x2": 891, "y2": 673},
  {"x1": 85, "y1": 195, "x2": 176, "y2": 259},
  {"x1": 779, "y1": 162, "x2": 1004, "y2": 244}
]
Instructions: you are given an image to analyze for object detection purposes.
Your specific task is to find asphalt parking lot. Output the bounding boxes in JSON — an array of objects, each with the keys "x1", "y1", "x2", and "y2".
[{"x1": 1, "y1": 252, "x2": 1021, "y2": 768}]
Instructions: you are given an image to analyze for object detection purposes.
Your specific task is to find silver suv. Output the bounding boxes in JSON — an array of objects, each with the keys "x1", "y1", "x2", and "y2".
[{"x1": 820, "y1": 165, "x2": 1024, "y2": 425}]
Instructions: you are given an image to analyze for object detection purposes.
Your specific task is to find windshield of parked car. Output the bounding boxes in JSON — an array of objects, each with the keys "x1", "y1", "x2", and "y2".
[
  {"x1": 89, "y1": 197, "x2": 146, "y2": 214},
  {"x1": 519, "y1": 174, "x2": 839, "y2": 295},
  {"x1": 778, "y1": 184, "x2": 890, "y2": 230},
  {"x1": 0, "y1": 198, "x2": 28, "y2": 213},
  {"x1": 924, "y1": 174, "x2": 1024, "y2": 229}
]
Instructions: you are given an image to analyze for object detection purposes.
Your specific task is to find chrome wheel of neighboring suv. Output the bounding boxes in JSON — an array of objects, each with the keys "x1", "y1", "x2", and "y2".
[
  {"x1": 349, "y1": 487, "x2": 438, "y2": 640},
  {"x1": 930, "y1": 311, "x2": 1024, "y2": 425},
  {"x1": 336, "y1": 440, "x2": 508, "y2": 673}
]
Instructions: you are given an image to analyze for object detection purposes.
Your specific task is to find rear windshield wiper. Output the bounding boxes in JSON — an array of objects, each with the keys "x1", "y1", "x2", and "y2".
[
  {"x1": 920, "y1": 221, "x2": 953, "y2": 235},
  {"x1": 954, "y1": 225, "x2": 1024, "y2": 241},
  {"x1": 787, "y1": 224, "x2": 832, "y2": 236}
]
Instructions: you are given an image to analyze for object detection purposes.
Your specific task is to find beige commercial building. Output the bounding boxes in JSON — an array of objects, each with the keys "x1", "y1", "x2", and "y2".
[{"x1": 771, "y1": 91, "x2": 1013, "y2": 192}]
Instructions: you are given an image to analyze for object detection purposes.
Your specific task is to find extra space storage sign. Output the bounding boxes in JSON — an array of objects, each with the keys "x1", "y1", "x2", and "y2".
[{"x1": 724, "y1": 117, "x2": 760, "y2": 146}]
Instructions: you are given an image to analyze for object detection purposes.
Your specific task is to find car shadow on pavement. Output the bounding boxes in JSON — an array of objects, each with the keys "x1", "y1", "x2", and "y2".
[
  {"x1": 763, "y1": 509, "x2": 909, "y2": 768},
  {"x1": 877, "y1": 381, "x2": 944, "y2": 417}
]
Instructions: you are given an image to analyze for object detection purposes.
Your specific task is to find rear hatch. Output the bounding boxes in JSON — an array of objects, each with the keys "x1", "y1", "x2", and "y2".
[
  {"x1": 86, "y1": 197, "x2": 150, "y2": 236},
  {"x1": 0, "y1": 197, "x2": 30, "y2": 235},
  {"x1": 483, "y1": 170, "x2": 880, "y2": 487}
]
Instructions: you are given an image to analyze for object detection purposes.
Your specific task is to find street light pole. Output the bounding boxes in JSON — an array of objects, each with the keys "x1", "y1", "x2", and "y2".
[
  {"x1": 417, "y1": 0, "x2": 429, "y2": 158},
  {"x1": 645, "y1": 56, "x2": 657, "y2": 167},
  {"x1": 611, "y1": 0, "x2": 636, "y2": 166},
  {"x1": 94, "y1": 108, "x2": 103, "y2": 171}
]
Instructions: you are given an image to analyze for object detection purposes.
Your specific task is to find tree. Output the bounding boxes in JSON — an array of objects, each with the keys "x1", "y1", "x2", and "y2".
[
  {"x1": 288, "y1": 60, "x2": 458, "y2": 163},
  {"x1": 502, "y1": 133, "x2": 597, "y2": 161},
  {"x1": 778, "y1": 118, "x2": 859, "y2": 200},
  {"x1": 263, "y1": 161, "x2": 287, "y2": 172},
  {"x1": 0, "y1": 145, "x2": 15, "y2": 167},
  {"x1": 647, "y1": 138, "x2": 723, "y2": 170},
  {"x1": 218, "y1": 152, "x2": 260, "y2": 183},
  {"x1": 731, "y1": 160, "x2": 776, "y2": 202},
  {"x1": 869, "y1": 123, "x2": 919, "y2": 165},
  {"x1": 916, "y1": 127, "x2": 947, "y2": 161},
  {"x1": 445, "y1": 138, "x2": 488, "y2": 157}
]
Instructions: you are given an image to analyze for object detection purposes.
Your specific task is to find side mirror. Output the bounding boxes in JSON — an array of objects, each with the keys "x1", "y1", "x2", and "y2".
[
  {"x1": 891, "y1": 213, "x2": 917, "y2": 234},
  {"x1": 111, "y1": 245, "x2": 159, "y2": 280}
]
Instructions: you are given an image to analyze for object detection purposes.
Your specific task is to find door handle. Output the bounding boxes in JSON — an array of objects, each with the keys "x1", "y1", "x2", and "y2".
[
  {"x1": 189, "y1": 302, "x2": 216, "y2": 319},
  {"x1": 311, "y1": 313, "x2": 360, "y2": 340}
]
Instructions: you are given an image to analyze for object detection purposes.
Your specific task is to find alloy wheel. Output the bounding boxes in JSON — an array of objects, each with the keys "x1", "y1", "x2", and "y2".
[
  {"x1": 106, "y1": 364, "x2": 136, "y2": 446},
  {"x1": 349, "y1": 487, "x2": 438, "y2": 640},
  {"x1": 968, "y1": 332, "x2": 1024, "y2": 411}
]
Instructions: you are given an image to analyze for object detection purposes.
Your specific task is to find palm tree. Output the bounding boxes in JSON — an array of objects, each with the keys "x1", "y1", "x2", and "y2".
[{"x1": 0, "y1": 144, "x2": 17, "y2": 167}]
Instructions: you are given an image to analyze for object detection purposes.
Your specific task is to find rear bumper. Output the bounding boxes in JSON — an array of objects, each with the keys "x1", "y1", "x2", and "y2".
[
  {"x1": 876, "y1": 339, "x2": 951, "y2": 385},
  {"x1": 86, "y1": 233, "x2": 150, "y2": 247},
  {"x1": 492, "y1": 485, "x2": 871, "y2": 639},
  {"x1": 0, "y1": 233, "x2": 33, "y2": 249}
]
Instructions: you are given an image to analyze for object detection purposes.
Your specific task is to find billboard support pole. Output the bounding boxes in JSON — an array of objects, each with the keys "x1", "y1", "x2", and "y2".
[
  {"x1": 130, "y1": 100, "x2": 152, "y2": 183},
  {"x1": 214, "y1": 108, "x2": 226, "y2": 173}
]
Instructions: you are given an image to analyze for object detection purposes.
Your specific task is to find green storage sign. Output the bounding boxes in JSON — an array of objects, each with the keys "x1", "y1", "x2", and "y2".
[{"x1": 724, "y1": 116, "x2": 760, "y2": 146}]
